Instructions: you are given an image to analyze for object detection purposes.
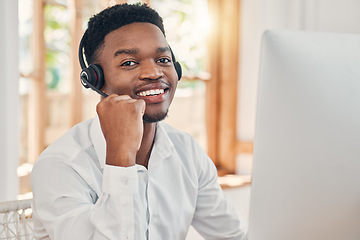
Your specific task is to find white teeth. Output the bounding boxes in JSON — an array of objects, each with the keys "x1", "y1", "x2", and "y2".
[{"x1": 137, "y1": 89, "x2": 164, "y2": 97}]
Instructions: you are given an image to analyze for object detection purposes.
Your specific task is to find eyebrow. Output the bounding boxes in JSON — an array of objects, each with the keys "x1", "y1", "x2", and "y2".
[
  {"x1": 114, "y1": 48, "x2": 138, "y2": 57},
  {"x1": 113, "y1": 46, "x2": 171, "y2": 57},
  {"x1": 156, "y1": 46, "x2": 171, "y2": 53}
]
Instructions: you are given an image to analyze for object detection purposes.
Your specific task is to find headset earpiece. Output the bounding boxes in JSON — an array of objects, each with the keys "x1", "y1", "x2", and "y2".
[
  {"x1": 79, "y1": 35, "x2": 107, "y2": 97},
  {"x1": 80, "y1": 64, "x2": 107, "y2": 97},
  {"x1": 80, "y1": 66, "x2": 95, "y2": 89},
  {"x1": 80, "y1": 64, "x2": 104, "y2": 90},
  {"x1": 89, "y1": 64, "x2": 104, "y2": 89},
  {"x1": 170, "y1": 48, "x2": 182, "y2": 81},
  {"x1": 174, "y1": 61, "x2": 182, "y2": 81}
]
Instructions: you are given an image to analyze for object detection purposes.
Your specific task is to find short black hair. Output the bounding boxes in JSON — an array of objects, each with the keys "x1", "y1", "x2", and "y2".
[{"x1": 83, "y1": 3, "x2": 165, "y2": 64}]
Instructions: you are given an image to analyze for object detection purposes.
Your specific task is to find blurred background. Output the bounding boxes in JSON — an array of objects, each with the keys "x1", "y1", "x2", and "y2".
[{"x1": 2, "y1": 0, "x2": 360, "y2": 203}]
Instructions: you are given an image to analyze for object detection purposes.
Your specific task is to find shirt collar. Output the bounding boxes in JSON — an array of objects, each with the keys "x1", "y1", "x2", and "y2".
[
  {"x1": 148, "y1": 122, "x2": 174, "y2": 171},
  {"x1": 90, "y1": 115, "x2": 175, "y2": 170}
]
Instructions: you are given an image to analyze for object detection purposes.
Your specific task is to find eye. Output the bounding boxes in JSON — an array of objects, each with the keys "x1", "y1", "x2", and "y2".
[
  {"x1": 121, "y1": 61, "x2": 137, "y2": 67},
  {"x1": 157, "y1": 58, "x2": 172, "y2": 64}
]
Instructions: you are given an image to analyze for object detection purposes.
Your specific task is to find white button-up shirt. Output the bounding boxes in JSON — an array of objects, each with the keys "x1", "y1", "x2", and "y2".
[{"x1": 31, "y1": 116, "x2": 248, "y2": 240}]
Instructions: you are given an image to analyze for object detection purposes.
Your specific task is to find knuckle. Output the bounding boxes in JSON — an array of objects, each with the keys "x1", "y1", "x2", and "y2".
[{"x1": 96, "y1": 101, "x2": 104, "y2": 112}]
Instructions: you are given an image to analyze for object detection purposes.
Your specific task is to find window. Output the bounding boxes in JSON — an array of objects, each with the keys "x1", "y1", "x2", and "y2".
[
  {"x1": 18, "y1": 0, "x2": 242, "y2": 197},
  {"x1": 152, "y1": 0, "x2": 210, "y2": 150}
]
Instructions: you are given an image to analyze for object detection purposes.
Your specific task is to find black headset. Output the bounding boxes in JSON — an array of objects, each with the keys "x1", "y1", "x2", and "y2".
[{"x1": 78, "y1": 34, "x2": 182, "y2": 98}]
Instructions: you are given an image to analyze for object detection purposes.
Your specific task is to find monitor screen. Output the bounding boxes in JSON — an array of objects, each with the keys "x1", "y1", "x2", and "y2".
[{"x1": 249, "y1": 30, "x2": 360, "y2": 240}]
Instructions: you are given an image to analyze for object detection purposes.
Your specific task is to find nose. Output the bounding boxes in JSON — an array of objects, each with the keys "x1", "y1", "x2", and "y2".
[{"x1": 139, "y1": 60, "x2": 164, "y2": 80}]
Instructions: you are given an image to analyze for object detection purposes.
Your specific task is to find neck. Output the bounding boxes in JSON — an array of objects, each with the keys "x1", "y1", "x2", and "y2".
[{"x1": 136, "y1": 122, "x2": 157, "y2": 168}]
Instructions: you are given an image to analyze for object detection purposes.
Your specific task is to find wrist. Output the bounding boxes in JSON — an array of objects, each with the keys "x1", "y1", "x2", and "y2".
[{"x1": 105, "y1": 146, "x2": 137, "y2": 167}]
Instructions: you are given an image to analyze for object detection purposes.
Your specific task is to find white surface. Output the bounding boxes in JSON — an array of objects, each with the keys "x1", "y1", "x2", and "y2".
[
  {"x1": 0, "y1": 0, "x2": 19, "y2": 201},
  {"x1": 186, "y1": 186, "x2": 251, "y2": 239},
  {"x1": 236, "y1": 0, "x2": 360, "y2": 171},
  {"x1": 249, "y1": 30, "x2": 360, "y2": 240},
  {"x1": 237, "y1": 0, "x2": 360, "y2": 141}
]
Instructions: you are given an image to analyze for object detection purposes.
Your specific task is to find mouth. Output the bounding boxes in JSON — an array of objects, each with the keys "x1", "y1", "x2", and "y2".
[
  {"x1": 137, "y1": 88, "x2": 165, "y2": 97},
  {"x1": 135, "y1": 84, "x2": 170, "y2": 104}
]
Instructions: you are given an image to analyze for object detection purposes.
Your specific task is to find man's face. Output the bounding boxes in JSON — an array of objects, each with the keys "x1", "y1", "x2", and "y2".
[{"x1": 98, "y1": 22, "x2": 178, "y2": 122}]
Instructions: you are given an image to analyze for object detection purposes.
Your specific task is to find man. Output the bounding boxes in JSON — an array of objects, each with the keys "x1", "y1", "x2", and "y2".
[{"x1": 31, "y1": 3, "x2": 248, "y2": 240}]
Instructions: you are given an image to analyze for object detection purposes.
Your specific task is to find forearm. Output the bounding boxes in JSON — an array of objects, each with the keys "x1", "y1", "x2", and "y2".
[{"x1": 91, "y1": 165, "x2": 138, "y2": 239}]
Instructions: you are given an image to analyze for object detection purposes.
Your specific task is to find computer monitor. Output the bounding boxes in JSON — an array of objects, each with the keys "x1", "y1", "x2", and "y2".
[{"x1": 248, "y1": 30, "x2": 360, "y2": 240}]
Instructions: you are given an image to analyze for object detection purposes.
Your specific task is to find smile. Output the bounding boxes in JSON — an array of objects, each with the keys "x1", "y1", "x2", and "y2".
[{"x1": 137, "y1": 89, "x2": 165, "y2": 97}]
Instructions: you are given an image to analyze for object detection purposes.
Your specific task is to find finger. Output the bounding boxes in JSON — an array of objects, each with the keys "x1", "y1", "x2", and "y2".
[
  {"x1": 136, "y1": 99, "x2": 146, "y2": 116},
  {"x1": 106, "y1": 95, "x2": 135, "y2": 105},
  {"x1": 99, "y1": 94, "x2": 119, "y2": 104},
  {"x1": 112, "y1": 95, "x2": 132, "y2": 101}
]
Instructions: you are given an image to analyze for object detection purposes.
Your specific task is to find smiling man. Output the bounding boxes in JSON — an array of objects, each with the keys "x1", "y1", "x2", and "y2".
[{"x1": 31, "y1": 3, "x2": 248, "y2": 240}]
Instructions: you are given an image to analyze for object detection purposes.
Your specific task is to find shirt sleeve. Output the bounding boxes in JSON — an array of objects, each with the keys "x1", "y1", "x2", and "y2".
[
  {"x1": 190, "y1": 142, "x2": 248, "y2": 240},
  {"x1": 31, "y1": 158, "x2": 138, "y2": 240}
]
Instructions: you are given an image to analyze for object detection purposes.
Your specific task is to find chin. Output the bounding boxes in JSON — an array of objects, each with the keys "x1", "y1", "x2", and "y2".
[{"x1": 143, "y1": 110, "x2": 168, "y2": 123}]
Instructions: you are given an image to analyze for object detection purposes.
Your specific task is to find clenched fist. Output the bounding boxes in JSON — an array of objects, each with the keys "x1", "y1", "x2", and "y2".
[{"x1": 96, "y1": 94, "x2": 146, "y2": 167}]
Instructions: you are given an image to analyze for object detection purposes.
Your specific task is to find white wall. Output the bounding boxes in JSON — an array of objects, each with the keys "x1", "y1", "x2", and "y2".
[
  {"x1": 236, "y1": 0, "x2": 360, "y2": 175},
  {"x1": 0, "y1": 0, "x2": 19, "y2": 201}
]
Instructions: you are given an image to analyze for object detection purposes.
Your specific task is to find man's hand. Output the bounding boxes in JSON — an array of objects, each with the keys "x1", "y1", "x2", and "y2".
[{"x1": 96, "y1": 94, "x2": 146, "y2": 167}]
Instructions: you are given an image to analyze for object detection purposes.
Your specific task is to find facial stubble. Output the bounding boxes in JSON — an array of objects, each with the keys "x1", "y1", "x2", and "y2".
[{"x1": 142, "y1": 109, "x2": 169, "y2": 123}]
